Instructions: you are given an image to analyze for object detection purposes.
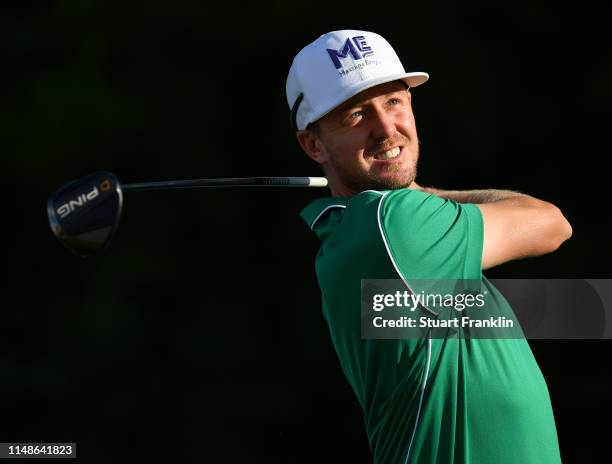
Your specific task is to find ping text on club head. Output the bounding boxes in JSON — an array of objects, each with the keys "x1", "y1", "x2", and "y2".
[
  {"x1": 56, "y1": 187, "x2": 100, "y2": 218},
  {"x1": 55, "y1": 179, "x2": 112, "y2": 219}
]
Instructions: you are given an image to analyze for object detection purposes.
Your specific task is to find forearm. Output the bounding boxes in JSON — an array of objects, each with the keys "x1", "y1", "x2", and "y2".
[{"x1": 411, "y1": 182, "x2": 528, "y2": 204}]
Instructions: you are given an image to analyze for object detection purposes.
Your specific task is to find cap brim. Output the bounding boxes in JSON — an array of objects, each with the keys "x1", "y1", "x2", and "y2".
[
  {"x1": 308, "y1": 72, "x2": 429, "y2": 128},
  {"x1": 400, "y1": 72, "x2": 429, "y2": 88}
]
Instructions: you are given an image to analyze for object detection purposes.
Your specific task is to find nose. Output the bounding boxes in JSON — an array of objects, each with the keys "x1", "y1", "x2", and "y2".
[{"x1": 370, "y1": 106, "x2": 397, "y2": 141}]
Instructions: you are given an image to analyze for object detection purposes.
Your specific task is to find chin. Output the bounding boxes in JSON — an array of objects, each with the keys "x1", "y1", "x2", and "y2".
[
  {"x1": 334, "y1": 160, "x2": 417, "y2": 193},
  {"x1": 371, "y1": 169, "x2": 416, "y2": 190},
  {"x1": 376, "y1": 178, "x2": 414, "y2": 190},
  {"x1": 358, "y1": 174, "x2": 415, "y2": 192}
]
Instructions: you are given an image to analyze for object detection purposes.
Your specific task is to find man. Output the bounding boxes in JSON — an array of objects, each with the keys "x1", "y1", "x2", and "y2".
[{"x1": 287, "y1": 30, "x2": 572, "y2": 463}]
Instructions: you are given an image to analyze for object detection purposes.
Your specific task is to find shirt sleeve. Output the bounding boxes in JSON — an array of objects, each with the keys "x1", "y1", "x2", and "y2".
[{"x1": 377, "y1": 189, "x2": 484, "y2": 280}]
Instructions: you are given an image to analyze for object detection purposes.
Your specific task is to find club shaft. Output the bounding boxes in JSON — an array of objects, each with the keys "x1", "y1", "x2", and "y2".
[{"x1": 123, "y1": 176, "x2": 328, "y2": 192}]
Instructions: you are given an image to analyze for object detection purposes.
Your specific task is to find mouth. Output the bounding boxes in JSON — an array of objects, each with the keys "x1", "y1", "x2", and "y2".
[{"x1": 372, "y1": 146, "x2": 403, "y2": 162}]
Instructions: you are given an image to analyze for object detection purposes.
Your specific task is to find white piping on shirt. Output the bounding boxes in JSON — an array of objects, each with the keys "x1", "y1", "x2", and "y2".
[
  {"x1": 375, "y1": 191, "x2": 438, "y2": 317},
  {"x1": 309, "y1": 204, "x2": 346, "y2": 230},
  {"x1": 373, "y1": 191, "x2": 436, "y2": 464},
  {"x1": 309, "y1": 191, "x2": 379, "y2": 230},
  {"x1": 311, "y1": 192, "x2": 435, "y2": 462}
]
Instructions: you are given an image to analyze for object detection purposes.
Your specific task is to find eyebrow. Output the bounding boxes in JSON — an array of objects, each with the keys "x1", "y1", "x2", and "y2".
[{"x1": 339, "y1": 90, "x2": 408, "y2": 112}]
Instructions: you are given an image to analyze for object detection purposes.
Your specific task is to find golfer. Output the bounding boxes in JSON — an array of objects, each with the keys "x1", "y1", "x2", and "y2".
[{"x1": 287, "y1": 30, "x2": 572, "y2": 463}]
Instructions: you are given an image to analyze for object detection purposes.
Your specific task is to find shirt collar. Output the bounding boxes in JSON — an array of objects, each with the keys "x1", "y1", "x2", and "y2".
[{"x1": 300, "y1": 197, "x2": 350, "y2": 230}]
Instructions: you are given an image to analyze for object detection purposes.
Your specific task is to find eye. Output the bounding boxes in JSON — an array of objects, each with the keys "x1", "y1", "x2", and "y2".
[
  {"x1": 388, "y1": 97, "x2": 401, "y2": 105},
  {"x1": 350, "y1": 110, "x2": 364, "y2": 119}
]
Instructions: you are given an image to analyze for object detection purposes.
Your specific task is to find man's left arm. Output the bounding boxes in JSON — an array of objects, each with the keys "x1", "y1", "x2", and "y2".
[
  {"x1": 408, "y1": 182, "x2": 525, "y2": 204},
  {"x1": 408, "y1": 182, "x2": 573, "y2": 269}
]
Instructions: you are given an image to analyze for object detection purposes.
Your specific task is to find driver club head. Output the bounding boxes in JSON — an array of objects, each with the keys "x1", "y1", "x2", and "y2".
[{"x1": 47, "y1": 171, "x2": 123, "y2": 257}]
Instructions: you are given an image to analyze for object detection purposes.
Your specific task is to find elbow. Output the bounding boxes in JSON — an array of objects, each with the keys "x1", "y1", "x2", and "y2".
[
  {"x1": 541, "y1": 204, "x2": 573, "y2": 253},
  {"x1": 551, "y1": 204, "x2": 573, "y2": 247},
  {"x1": 559, "y1": 212, "x2": 573, "y2": 242}
]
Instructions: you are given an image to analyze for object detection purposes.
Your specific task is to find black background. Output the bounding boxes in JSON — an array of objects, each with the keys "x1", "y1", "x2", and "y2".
[{"x1": 4, "y1": 1, "x2": 611, "y2": 462}]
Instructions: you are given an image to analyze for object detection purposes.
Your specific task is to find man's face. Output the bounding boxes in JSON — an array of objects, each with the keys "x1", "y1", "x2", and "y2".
[{"x1": 299, "y1": 80, "x2": 420, "y2": 196}]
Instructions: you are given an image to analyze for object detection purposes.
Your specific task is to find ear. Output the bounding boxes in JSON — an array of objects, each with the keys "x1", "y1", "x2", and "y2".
[{"x1": 296, "y1": 130, "x2": 327, "y2": 165}]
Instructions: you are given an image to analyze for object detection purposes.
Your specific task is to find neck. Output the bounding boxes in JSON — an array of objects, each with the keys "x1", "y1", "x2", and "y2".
[{"x1": 327, "y1": 175, "x2": 361, "y2": 197}]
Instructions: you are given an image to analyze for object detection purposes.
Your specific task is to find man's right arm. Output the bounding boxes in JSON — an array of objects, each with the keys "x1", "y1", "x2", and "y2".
[{"x1": 410, "y1": 183, "x2": 573, "y2": 270}]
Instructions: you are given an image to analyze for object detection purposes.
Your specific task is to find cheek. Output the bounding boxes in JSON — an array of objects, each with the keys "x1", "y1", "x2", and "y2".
[
  {"x1": 327, "y1": 137, "x2": 364, "y2": 163},
  {"x1": 399, "y1": 110, "x2": 416, "y2": 131}
]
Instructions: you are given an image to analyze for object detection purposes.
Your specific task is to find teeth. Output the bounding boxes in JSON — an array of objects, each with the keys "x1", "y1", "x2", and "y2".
[{"x1": 375, "y1": 147, "x2": 401, "y2": 160}]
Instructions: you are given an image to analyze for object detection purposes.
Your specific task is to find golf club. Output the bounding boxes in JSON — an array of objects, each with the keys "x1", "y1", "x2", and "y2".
[{"x1": 47, "y1": 171, "x2": 328, "y2": 258}]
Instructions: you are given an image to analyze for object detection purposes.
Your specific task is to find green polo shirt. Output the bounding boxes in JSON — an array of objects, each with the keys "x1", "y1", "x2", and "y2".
[{"x1": 301, "y1": 189, "x2": 561, "y2": 464}]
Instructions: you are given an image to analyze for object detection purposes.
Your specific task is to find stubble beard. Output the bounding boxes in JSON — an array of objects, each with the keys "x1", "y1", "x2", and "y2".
[{"x1": 330, "y1": 142, "x2": 419, "y2": 193}]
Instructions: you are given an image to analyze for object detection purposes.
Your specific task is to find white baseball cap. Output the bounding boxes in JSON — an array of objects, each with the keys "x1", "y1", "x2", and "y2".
[{"x1": 286, "y1": 30, "x2": 429, "y2": 131}]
